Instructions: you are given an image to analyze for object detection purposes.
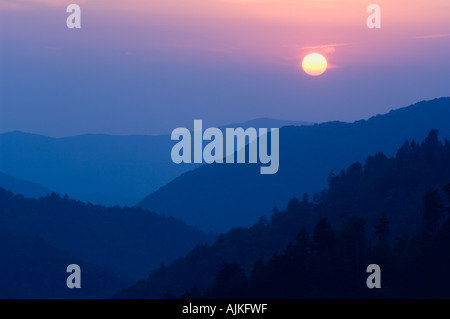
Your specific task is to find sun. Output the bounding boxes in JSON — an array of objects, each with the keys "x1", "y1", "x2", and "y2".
[{"x1": 301, "y1": 53, "x2": 328, "y2": 76}]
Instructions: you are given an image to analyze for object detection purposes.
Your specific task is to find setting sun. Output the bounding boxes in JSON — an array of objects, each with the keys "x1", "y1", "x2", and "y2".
[{"x1": 302, "y1": 53, "x2": 328, "y2": 76}]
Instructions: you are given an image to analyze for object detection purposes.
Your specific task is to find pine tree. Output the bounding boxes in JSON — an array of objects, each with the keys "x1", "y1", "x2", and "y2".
[
  {"x1": 375, "y1": 211, "x2": 390, "y2": 241},
  {"x1": 209, "y1": 262, "x2": 247, "y2": 298},
  {"x1": 311, "y1": 218, "x2": 336, "y2": 255},
  {"x1": 423, "y1": 188, "x2": 444, "y2": 238}
]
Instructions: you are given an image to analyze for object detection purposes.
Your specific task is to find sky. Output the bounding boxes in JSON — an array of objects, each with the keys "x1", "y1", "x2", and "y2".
[{"x1": 0, "y1": 0, "x2": 449, "y2": 136}]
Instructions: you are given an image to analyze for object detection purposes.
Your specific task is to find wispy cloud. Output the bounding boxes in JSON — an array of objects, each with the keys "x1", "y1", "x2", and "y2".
[
  {"x1": 301, "y1": 42, "x2": 354, "y2": 52},
  {"x1": 303, "y1": 43, "x2": 353, "y2": 50},
  {"x1": 412, "y1": 33, "x2": 450, "y2": 40}
]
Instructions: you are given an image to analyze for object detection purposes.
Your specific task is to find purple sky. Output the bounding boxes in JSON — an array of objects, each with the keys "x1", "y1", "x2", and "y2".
[{"x1": 0, "y1": 0, "x2": 449, "y2": 136}]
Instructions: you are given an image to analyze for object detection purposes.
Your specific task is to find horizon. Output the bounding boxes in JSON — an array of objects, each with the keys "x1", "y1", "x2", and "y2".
[
  {"x1": 1, "y1": 0, "x2": 450, "y2": 136},
  {"x1": 1, "y1": 96, "x2": 448, "y2": 138}
]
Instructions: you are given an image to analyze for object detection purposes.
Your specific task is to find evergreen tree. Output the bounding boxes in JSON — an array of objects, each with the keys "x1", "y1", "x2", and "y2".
[
  {"x1": 209, "y1": 262, "x2": 247, "y2": 299},
  {"x1": 295, "y1": 227, "x2": 310, "y2": 256},
  {"x1": 423, "y1": 188, "x2": 444, "y2": 238},
  {"x1": 444, "y1": 184, "x2": 450, "y2": 214},
  {"x1": 301, "y1": 193, "x2": 310, "y2": 204},
  {"x1": 375, "y1": 211, "x2": 389, "y2": 241},
  {"x1": 311, "y1": 218, "x2": 336, "y2": 255}
]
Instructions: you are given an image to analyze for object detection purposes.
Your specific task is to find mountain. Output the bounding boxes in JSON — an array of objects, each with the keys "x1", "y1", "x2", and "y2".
[
  {"x1": 139, "y1": 97, "x2": 450, "y2": 232},
  {"x1": 0, "y1": 230, "x2": 125, "y2": 298},
  {"x1": 218, "y1": 118, "x2": 312, "y2": 130},
  {"x1": 197, "y1": 208, "x2": 450, "y2": 299},
  {"x1": 115, "y1": 130, "x2": 450, "y2": 298},
  {"x1": 0, "y1": 171, "x2": 52, "y2": 198},
  {"x1": 0, "y1": 132, "x2": 188, "y2": 206},
  {"x1": 0, "y1": 189, "x2": 214, "y2": 281},
  {"x1": 0, "y1": 118, "x2": 310, "y2": 206}
]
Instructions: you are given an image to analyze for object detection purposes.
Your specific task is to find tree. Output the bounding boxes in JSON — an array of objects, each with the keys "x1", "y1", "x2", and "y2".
[
  {"x1": 444, "y1": 184, "x2": 450, "y2": 214},
  {"x1": 423, "y1": 188, "x2": 444, "y2": 238},
  {"x1": 337, "y1": 216, "x2": 367, "y2": 297},
  {"x1": 375, "y1": 211, "x2": 390, "y2": 241},
  {"x1": 444, "y1": 184, "x2": 450, "y2": 201},
  {"x1": 301, "y1": 193, "x2": 310, "y2": 204},
  {"x1": 209, "y1": 262, "x2": 247, "y2": 299},
  {"x1": 296, "y1": 227, "x2": 310, "y2": 256},
  {"x1": 422, "y1": 129, "x2": 440, "y2": 156},
  {"x1": 339, "y1": 216, "x2": 366, "y2": 261},
  {"x1": 286, "y1": 198, "x2": 301, "y2": 213},
  {"x1": 311, "y1": 218, "x2": 336, "y2": 255},
  {"x1": 162, "y1": 290, "x2": 176, "y2": 299}
]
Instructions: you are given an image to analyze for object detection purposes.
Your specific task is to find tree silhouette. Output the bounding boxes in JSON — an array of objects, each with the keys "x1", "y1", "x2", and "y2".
[
  {"x1": 337, "y1": 216, "x2": 366, "y2": 297},
  {"x1": 444, "y1": 184, "x2": 450, "y2": 211},
  {"x1": 208, "y1": 262, "x2": 247, "y2": 299},
  {"x1": 295, "y1": 227, "x2": 310, "y2": 256},
  {"x1": 444, "y1": 184, "x2": 450, "y2": 201},
  {"x1": 375, "y1": 211, "x2": 389, "y2": 241},
  {"x1": 311, "y1": 218, "x2": 336, "y2": 255},
  {"x1": 116, "y1": 130, "x2": 450, "y2": 299},
  {"x1": 423, "y1": 188, "x2": 444, "y2": 239}
]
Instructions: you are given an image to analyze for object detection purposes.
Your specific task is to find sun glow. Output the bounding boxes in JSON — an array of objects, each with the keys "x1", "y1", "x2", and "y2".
[{"x1": 301, "y1": 53, "x2": 328, "y2": 76}]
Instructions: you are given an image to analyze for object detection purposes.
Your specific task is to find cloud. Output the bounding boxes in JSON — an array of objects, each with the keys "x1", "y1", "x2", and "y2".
[
  {"x1": 412, "y1": 33, "x2": 450, "y2": 39},
  {"x1": 327, "y1": 63, "x2": 341, "y2": 69},
  {"x1": 301, "y1": 42, "x2": 354, "y2": 53}
]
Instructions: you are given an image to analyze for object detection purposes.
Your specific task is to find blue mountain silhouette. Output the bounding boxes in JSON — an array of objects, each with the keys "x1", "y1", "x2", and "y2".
[
  {"x1": 0, "y1": 171, "x2": 52, "y2": 198},
  {"x1": 139, "y1": 97, "x2": 450, "y2": 232},
  {"x1": 0, "y1": 119, "x2": 309, "y2": 206},
  {"x1": 0, "y1": 188, "x2": 214, "y2": 281}
]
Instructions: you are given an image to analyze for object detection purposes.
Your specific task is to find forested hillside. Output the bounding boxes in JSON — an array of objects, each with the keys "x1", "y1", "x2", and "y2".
[{"x1": 116, "y1": 130, "x2": 450, "y2": 298}]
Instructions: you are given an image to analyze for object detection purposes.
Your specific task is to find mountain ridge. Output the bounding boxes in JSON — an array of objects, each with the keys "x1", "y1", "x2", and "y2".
[
  {"x1": 0, "y1": 188, "x2": 214, "y2": 281},
  {"x1": 0, "y1": 171, "x2": 52, "y2": 199},
  {"x1": 0, "y1": 118, "x2": 311, "y2": 206},
  {"x1": 115, "y1": 129, "x2": 450, "y2": 298},
  {"x1": 139, "y1": 97, "x2": 450, "y2": 232}
]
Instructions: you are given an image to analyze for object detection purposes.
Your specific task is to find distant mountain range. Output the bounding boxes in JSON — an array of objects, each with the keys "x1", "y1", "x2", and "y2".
[
  {"x1": 218, "y1": 118, "x2": 312, "y2": 130},
  {"x1": 2, "y1": 98, "x2": 450, "y2": 298},
  {"x1": 0, "y1": 171, "x2": 52, "y2": 198},
  {"x1": 0, "y1": 118, "x2": 311, "y2": 206},
  {"x1": 139, "y1": 97, "x2": 450, "y2": 232}
]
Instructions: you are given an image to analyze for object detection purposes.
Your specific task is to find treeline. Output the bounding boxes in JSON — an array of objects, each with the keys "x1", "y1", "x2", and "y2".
[
  {"x1": 116, "y1": 130, "x2": 450, "y2": 298},
  {"x1": 0, "y1": 187, "x2": 213, "y2": 283},
  {"x1": 183, "y1": 184, "x2": 450, "y2": 298},
  {"x1": 305, "y1": 129, "x2": 450, "y2": 236},
  {"x1": 0, "y1": 230, "x2": 125, "y2": 298}
]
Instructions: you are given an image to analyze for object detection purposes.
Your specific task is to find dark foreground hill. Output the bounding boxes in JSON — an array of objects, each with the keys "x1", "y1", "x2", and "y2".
[
  {"x1": 0, "y1": 190, "x2": 214, "y2": 281},
  {"x1": 196, "y1": 196, "x2": 450, "y2": 299},
  {"x1": 116, "y1": 130, "x2": 450, "y2": 298},
  {"x1": 0, "y1": 230, "x2": 124, "y2": 298},
  {"x1": 140, "y1": 98, "x2": 450, "y2": 232}
]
